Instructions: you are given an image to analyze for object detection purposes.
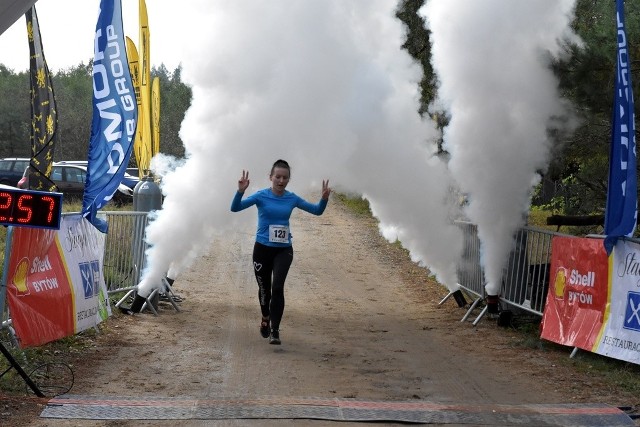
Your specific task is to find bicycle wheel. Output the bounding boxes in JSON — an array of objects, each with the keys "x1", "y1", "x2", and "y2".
[{"x1": 27, "y1": 363, "x2": 74, "y2": 397}]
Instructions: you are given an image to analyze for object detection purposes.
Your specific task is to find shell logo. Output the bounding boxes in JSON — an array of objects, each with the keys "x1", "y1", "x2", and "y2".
[
  {"x1": 554, "y1": 267, "x2": 567, "y2": 299},
  {"x1": 12, "y1": 258, "x2": 30, "y2": 295}
]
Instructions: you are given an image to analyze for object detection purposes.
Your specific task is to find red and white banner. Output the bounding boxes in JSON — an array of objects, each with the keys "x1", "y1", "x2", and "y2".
[
  {"x1": 541, "y1": 236, "x2": 640, "y2": 364},
  {"x1": 5, "y1": 214, "x2": 111, "y2": 348},
  {"x1": 541, "y1": 236, "x2": 609, "y2": 350}
]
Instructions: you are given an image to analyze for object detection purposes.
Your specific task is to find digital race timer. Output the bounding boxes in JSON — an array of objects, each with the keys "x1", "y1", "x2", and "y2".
[{"x1": 0, "y1": 188, "x2": 63, "y2": 230}]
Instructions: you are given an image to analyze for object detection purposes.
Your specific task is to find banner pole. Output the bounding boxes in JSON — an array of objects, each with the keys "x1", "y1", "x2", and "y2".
[{"x1": 0, "y1": 226, "x2": 45, "y2": 397}]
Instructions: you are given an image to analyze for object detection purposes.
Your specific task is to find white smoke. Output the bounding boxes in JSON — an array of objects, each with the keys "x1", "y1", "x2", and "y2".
[
  {"x1": 136, "y1": 0, "x2": 465, "y2": 297},
  {"x1": 421, "y1": 0, "x2": 581, "y2": 295}
]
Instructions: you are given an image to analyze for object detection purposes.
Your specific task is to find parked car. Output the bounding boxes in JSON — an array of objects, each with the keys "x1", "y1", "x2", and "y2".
[
  {"x1": 56, "y1": 160, "x2": 140, "y2": 191},
  {"x1": 0, "y1": 157, "x2": 30, "y2": 186},
  {"x1": 18, "y1": 163, "x2": 132, "y2": 205},
  {"x1": 121, "y1": 171, "x2": 140, "y2": 190}
]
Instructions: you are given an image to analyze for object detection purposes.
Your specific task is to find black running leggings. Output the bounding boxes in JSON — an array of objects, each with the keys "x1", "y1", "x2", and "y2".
[{"x1": 252, "y1": 242, "x2": 293, "y2": 331}]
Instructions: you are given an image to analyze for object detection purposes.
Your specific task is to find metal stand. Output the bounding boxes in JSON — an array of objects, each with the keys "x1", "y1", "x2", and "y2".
[
  {"x1": 157, "y1": 277, "x2": 181, "y2": 312},
  {"x1": 461, "y1": 297, "x2": 483, "y2": 323},
  {"x1": 115, "y1": 277, "x2": 181, "y2": 315},
  {"x1": 472, "y1": 305, "x2": 489, "y2": 326},
  {"x1": 115, "y1": 288, "x2": 136, "y2": 309},
  {"x1": 438, "y1": 291, "x2": 455, "y2": 306}
]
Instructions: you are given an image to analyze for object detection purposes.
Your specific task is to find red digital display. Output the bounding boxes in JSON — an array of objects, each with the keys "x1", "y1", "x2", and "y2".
[{"x1": 0, "y1": 188, "x2": 63, "y2": 230}]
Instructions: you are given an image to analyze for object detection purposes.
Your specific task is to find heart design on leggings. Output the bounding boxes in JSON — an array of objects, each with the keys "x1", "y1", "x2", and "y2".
[{"x1": 253, "y1": 262, "x2": 262, "y2": 272}]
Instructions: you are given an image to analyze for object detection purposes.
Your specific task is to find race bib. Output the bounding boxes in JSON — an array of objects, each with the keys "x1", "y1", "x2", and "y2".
[{"x1": 269, "y1": 225, "x2": 289, "y2": 243}]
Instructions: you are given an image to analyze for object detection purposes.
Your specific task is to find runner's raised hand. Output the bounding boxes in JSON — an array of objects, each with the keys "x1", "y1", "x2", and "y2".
[
  {"x1": 321, "y1": 179, "x2": 332, "y2": 200},
  {"x1": 238, "y1": 170, "x2": 250, "y2": 193}
]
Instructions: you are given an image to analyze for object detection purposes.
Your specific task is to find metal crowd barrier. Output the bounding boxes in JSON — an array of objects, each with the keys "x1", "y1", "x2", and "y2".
[
  {"x1": 453, "y1": 221, "x2": 562, "y2": 323},
  {"x1": 100, "y1": 211, "x2": 150, "y2": 296},
  {"x1": 502, "y1": 226, "x2": 558, "y2": 315}
]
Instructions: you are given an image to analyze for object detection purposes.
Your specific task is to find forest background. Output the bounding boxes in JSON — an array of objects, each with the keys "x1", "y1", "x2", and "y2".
[{"x1": 0, "y1": 0, "x2": 639, "y2": 223}]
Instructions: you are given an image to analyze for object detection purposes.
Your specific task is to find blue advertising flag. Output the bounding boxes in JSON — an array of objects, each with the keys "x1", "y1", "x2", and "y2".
[
  {"x1": 82, "y1": 0, "x2": 137, "y2": 232},
  {"x1": 604, "y1": 0, "x2": 637, "y2": 254}
]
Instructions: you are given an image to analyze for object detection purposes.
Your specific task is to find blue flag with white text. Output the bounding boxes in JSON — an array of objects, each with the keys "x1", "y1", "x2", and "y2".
[
  {"x1": 81, "y1": 0, "x2": 137, "y2": 233},
  {"x1": 604, "y1": 0, "x2": 637, "y2": 255}
]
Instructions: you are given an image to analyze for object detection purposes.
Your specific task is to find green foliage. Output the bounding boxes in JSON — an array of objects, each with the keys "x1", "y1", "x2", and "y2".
[
  {"x1": 395, "y1": 0, "x2": 448, "y2": 152},
  {"x1": 152, "y1": 65, "x2": 192, "y2": 159},
  {"x1": 396, "y1": 0, "x2": 434, "y2": 116},
  {"x1": 0, "y1": 66, "x2": 30, "y2": 157},
  {"x1": 546, "y1": 0, "x2": 640, "y2": 216},
  {"x1": 527, "y1": 208, "x2": 555, "y2": 230}
]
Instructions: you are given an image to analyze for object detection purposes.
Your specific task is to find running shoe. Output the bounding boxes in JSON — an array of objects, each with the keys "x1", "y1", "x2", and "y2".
[
  {"x1": 269, "y1": 329, "x2": 281, "y2": 345},
  {"x1": 260, "y1": 318, "x2": 270, "y2": 338}
]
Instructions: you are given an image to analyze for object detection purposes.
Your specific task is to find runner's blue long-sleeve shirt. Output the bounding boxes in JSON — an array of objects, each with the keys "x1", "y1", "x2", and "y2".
[{"x1": 231, "y1": 189, "x2": 328, "y2": 247}]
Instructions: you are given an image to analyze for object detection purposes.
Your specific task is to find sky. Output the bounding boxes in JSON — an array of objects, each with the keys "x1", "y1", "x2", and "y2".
[{"x1": 0, "y1": 0, "x2": 186, "y2": 73}]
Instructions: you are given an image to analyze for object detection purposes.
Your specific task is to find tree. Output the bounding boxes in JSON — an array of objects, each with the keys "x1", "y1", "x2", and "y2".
[
  {"x1": 0, "y1": 61, "x2": 192, "y2": 164},
  {"x1": 545, "y1": 0, "x2": 640, "y2": 216},
  {"x1": 0, "y1": 65, "x2": 30, "y2": 158},
  {"x1": 149, "y1": 64, "x2": 192, "y2": 161},
  {"x1": 53, "y1": 63, "x2": 94, "y2": 160},
  {"x1": 395, "y1": 0, "x2": 449, "y2": 153},
  {"x1": 396, "y1": 0, "x2": 434, "y2": 116}
]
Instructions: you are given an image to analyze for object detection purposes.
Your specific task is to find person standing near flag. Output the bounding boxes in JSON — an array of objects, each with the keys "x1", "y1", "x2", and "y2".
[{"x1": 230, "y1": 159, "x2": 331, "y2": 345}]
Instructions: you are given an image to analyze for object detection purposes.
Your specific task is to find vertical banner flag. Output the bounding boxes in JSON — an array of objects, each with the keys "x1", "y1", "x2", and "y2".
[
  {"x1": 138, "y1": 0, "x2": 152, "y2": 176},
  {"x1": 151, "y1": 76, "x2": 160, "y2": 157},
  {"x1": 82, "y1": 0, "x2": 137, "y2": 233},
  {"x1": 125, "y1": 36, "x2": 145, "y2": 179},
  {"x1": 604, "y1": 0, "x2": 637, "y2": 255},
  {"x1": 26, "y1": 6, "x2": 57, "y2": 192}
]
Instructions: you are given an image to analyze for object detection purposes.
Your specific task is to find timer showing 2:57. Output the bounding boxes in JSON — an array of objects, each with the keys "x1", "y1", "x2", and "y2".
[{"x1": 0, "y1": 188, "x2": 63, "y2": 230}]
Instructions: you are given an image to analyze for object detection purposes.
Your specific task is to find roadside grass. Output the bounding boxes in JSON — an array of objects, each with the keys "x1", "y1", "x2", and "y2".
[
  {"x1": 527, "y1": 208, "x2": 555, "y2": 230},
  {"x1": 510, "y1": 320, "x2": 640, "y2": 396},
  {"x1": 333, "y1": 192, "x2": 372, "y2": 216}
]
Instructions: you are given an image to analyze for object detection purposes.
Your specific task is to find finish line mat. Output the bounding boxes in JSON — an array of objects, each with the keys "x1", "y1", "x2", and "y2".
[{"x1": 40, "y1": 395, "x2": 636, "y2": 426}]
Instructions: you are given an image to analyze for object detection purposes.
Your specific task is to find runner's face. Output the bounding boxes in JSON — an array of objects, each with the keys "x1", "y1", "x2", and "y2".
[{"x1": 270, "y1": 167, "x2": 290, "y2": 195}]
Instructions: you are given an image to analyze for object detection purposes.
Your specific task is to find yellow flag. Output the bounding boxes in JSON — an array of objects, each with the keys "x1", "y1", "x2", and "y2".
[
  {"x1": 138, "y1": 0, "x2": 152, "y2": 177},
  {"x1": 151, "y1": 76, "x2": 160, "y2": 157},
  {"x1": 125, "y1": 36, "x2": 146, "y2": 180}
]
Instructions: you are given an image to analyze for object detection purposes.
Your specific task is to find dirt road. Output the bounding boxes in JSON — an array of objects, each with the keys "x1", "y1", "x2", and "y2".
[{"x1": 7, "y1": 197, "x2": 640, "y2": 426}]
